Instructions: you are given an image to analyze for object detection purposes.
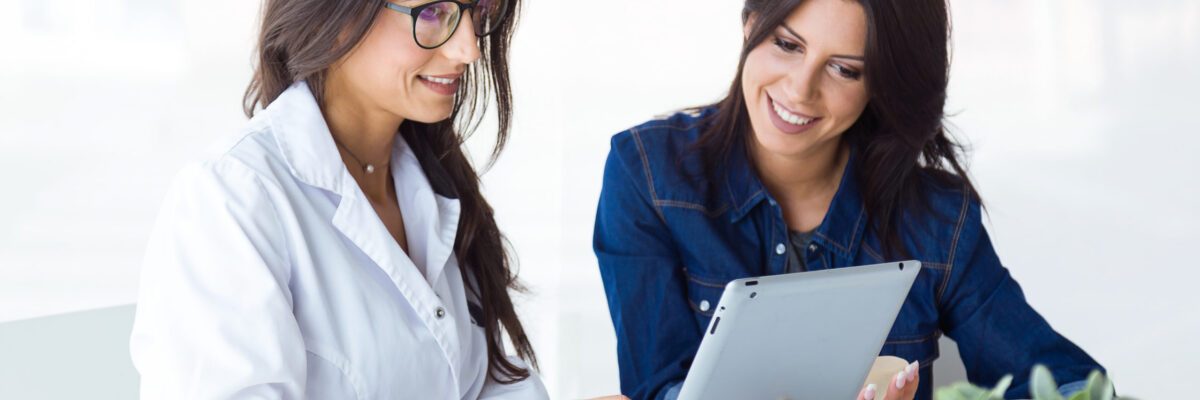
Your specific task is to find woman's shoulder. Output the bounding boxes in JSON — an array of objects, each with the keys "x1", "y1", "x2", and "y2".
[
  {"x1": 607, "y1": 106, "x2": 714, "y2": 178},
  {"x1": 181, "y1": 116, "x2": 292, "y2": 190},
  {"x1": 153, "y1": 119, "x2": 298, "y2": 243},
  {"x1": 901, "y1": 168, "x2": 987, "y2": 256},
  {"x1": 604, "y1": 106, "x2": 720, "y2": 206},
  {"x1": 913, "y1": 167, "x2": 982, "y2": 219},
  {"x1": 151, "y1": 119, "x2": 299, "y2": 232},
  {"x1": 609, "y1": 106, "x2": 713, "y2": 155},
  {"x1": 855, "y1": 169, "x2": 986, "y2": 269}
]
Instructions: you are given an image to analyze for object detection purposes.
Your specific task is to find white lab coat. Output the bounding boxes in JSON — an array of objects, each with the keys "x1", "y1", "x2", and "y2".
[{"x1": 130, "y1": 82, "x2": 548, "y2": 400}]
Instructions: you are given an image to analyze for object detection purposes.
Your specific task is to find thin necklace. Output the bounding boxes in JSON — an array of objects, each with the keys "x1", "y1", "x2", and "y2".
[{"x1": 331, "y1": 135, "x2": 383, "y2": 174}]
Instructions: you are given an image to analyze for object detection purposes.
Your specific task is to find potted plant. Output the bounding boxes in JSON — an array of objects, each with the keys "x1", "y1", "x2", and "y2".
[{"x1": 934, "y1": 365, "x2": 1128, "y2": 400}]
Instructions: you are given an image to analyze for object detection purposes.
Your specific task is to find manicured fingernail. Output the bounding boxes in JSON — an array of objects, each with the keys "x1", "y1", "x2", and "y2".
[
  {"x1": 864, "y1": 383, "x2": 877, "y2": 400},
  {"x1": 896, "y1": 371, "x2": 907, "y2": 389},
  {"x1": 905, "y1": 361, "x2": 918, "y2": 375}
]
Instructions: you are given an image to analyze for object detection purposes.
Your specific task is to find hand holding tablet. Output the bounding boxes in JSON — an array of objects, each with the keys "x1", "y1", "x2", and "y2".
[{"x1": 858, "y1": 356, "x2": 920, "y2": 400}]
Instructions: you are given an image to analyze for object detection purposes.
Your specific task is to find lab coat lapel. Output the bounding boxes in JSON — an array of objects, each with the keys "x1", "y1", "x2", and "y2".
[
  {"x1": 426, "y1": 193, "x2": 460, "y2": 288},
  {"x1": 265, "y1": 82, "x2": 461, "y2": 379},
  {"x1": 390, "y1": 137, "x2": 461, "y2": 290}
]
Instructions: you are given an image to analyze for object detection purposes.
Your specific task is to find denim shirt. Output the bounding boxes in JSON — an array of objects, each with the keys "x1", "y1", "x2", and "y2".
[{"x1": 593, "y1": 108, "x2": 1104, "y2": 400}]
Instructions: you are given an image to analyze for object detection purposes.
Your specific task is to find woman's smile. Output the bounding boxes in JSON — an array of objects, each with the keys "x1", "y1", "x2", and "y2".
[
  {"x1": 417, "y1": 73, "x2": 462, "y2": 96},
  {"x1": 767, "y1": 93, "x2": 822, "y2": 135}
]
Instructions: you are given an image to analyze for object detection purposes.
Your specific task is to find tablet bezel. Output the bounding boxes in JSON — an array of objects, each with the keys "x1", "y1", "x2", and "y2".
[{"x1": 677, "y1": 260, "x2": 921, "y2": 400}]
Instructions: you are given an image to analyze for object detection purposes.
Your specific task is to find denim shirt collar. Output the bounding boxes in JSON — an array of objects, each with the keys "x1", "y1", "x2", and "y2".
[{"x1": 723, "y1": 139, "x2": 869, "y2": 262}]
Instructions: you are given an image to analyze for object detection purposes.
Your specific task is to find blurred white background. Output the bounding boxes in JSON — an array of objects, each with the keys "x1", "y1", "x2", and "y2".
[{"x1": 1, "y1": 0, "x2": 1198, "y2": 398}]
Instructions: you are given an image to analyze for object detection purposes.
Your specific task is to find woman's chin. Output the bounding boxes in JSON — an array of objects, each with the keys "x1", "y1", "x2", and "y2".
[
  {"x1": 399, "y1": 106, "x2": 454, "y2": 125},
  {"x1": 750, "y1": 125, "x2": 810, "y2": 158}
]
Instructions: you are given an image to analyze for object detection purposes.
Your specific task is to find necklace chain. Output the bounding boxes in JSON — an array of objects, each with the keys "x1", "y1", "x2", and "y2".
[{"x1": 331, "y1": 135, "x2": 381, "y2": 174}]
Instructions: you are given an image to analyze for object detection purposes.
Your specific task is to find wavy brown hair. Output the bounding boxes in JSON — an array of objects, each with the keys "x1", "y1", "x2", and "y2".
[
  {"x1": 693, "y1": 0, "x2": 979, "y2": 258},
  {"x1": 242, "y1": 0, "x2": 535, "y2": 382}
]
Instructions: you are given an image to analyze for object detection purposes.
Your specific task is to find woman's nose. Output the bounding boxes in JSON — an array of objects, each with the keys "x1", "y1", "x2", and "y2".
[
  {"x1": 439, "y1": 10, "x2": 482, "y2": 65},
  {"x1": 782, "y1": 60, "x2": 823, "y2": 105}
]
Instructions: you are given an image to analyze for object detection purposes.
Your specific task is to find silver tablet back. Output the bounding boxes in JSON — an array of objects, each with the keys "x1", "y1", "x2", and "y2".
[{"x1": 678, "y1": 261, "x2": 921, "y2": 400}]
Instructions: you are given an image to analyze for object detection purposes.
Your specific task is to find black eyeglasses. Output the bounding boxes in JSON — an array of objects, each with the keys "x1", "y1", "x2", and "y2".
[{"x1": 384, "y1": 0, "x2": 509, "y2": 50}]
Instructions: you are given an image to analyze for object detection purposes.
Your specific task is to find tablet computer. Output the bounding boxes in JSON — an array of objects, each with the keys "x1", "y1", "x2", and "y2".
[{"x1": 677, "y1": 261, "x2": 920, "y2": 400}]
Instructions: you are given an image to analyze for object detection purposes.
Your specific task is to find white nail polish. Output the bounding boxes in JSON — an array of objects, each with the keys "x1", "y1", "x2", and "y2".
[
  {"x1": 896, "y1": 371, "x2": 907, "y2": 389},
  {"x1": 905, "y1": 362, "x2": 916, "y2": 375},
  {"x1": 864, "y1": 383, "x2": 877, "y2": 400}
]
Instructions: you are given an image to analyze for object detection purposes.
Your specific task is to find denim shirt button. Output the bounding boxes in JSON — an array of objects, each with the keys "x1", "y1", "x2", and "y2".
[
  {"x1": 699, "y1": 300, "x2": 711, "y2": 312},
  {"x1": 808, "y1": 243, "x2": 818, "y2": 252},
  {"x1": 775, "y1": 243, "x2": 786, "y2": 255}
]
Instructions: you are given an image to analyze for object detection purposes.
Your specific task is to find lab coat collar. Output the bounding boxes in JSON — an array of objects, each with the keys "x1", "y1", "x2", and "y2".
[
  {"x1": 263, "y1": 81, "x2": 461, "y2": 291},
  {"x1": 263, "y1": 81, "x2": 345, "y2": 194}
]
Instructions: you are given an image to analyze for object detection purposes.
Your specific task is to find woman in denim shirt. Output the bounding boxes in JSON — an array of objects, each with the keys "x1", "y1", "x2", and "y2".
[{"x1": 593, "y1": 0, "x2": 1105, "y2": 399}]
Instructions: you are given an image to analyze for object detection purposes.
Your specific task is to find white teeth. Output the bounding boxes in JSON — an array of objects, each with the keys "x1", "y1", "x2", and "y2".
[
  {"x1": 421, "y1": 76, "x2": 457, "y2": 85},
  {"x1": 772, "y1": 100, "x2": 814, "y2": 125}
]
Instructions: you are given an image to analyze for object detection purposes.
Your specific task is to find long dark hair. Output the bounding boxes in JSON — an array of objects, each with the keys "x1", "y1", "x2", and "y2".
[
  {"x1": 693, "y1": 0, "x2": 979, "y2": 257},
  {"x1": 243, "y1": 0, "x2": 535, "y2": 382}
]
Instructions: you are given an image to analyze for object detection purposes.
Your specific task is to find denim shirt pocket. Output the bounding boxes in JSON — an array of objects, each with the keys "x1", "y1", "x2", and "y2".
[{"x1": 682, "y1": 268, "x2": 729, "y2": 326}]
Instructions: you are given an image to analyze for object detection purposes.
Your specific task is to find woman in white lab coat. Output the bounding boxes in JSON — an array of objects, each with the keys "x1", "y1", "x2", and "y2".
[{"x1": 129, "y1": 0, "x2": 581, "y2": 398}]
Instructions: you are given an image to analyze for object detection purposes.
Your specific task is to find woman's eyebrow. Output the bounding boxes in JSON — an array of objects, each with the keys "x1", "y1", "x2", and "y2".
[
  {"x1": 780, "y1": 23, "x2": 865, "y2": 61},
  {"x1": 780, "y1": 24, "x2": 808, "y2": 45}
]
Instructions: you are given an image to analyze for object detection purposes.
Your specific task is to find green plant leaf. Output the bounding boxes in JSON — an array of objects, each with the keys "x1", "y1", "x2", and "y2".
[
  {"x1": 1030, "y1": 365, "x2": 1064, "y2": 400},
  {"x1": 1067, "y1": 391, "x2": 1088, "y2": 400},
  {"x1": 957, "y1": 383, "x2": 990, "y2": 399},
  {"x1": 935, "y1": 382, "x2": 997, "y2": 400},
  {"x1": 1084, "y1": 370, "x2": 1114, "y2": 400},
  {"x1": 988, "y1": 375, "x2": 1013, "y2": 398},
  {"x1": 935, "y1": 386, "x2": 970, "y2": 400}
]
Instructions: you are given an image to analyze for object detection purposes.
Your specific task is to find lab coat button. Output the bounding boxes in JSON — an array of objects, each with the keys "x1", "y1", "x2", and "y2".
[{"x1": 435, "y1": 307, "x2": 446, "y2": 319}]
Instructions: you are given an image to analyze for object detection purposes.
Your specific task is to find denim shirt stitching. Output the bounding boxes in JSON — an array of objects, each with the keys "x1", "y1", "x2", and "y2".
[
  {"x1": 654, "y1": 199, "x2": 729, "y2": 218},
  {"x1": 813, "y1": 231, "x2": 852, "y2": 255},
  {"x1": 682, "y1": 270, "x2": 726, "y2": 288},
  {"x1": 732, "y1": 188, "x2": 764, "y2": 220},
  {"x1": 683, "y1": 269, "x2": 722, "y2": 316},
  {"x1": 922, "y1": 262, "x2": 951, "y2": 271},
  {"x1": 884, "y1": 330, "x2": 942, "y2": 345},
  {"x1": 631, "y1": 127, "x2": 667, "y2": 224},
  {"x1": 862, "y1": 244, "x2": 885, "y2": 263},
  {"x1": 937, "y1": 186, "x2": 972, "y2": 303},
  {"x1": 643, "y1": 114, "x2": 707, "y2": 132},
  {"x1": 846, "y1": 204, "x2": 867, "y2": 258}
]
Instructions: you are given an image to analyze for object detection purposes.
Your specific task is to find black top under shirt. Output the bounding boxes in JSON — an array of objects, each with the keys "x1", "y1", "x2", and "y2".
[{"x1": 785, "y1": 227, "x2": 817, "y2": 273}]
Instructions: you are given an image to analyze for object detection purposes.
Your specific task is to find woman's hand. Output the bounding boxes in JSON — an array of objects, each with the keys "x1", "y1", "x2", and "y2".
[{"x1": 858, "y1": 360, "x2": 920, "y2": 400}]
